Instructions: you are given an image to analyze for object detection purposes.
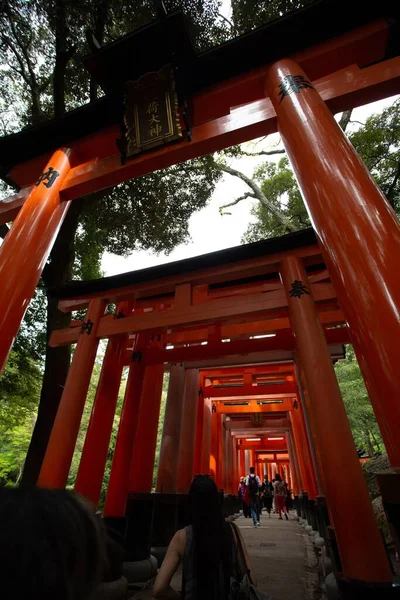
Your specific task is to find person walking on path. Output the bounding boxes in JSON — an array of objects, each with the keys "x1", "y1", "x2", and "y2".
[
  {"x1": 246, "y1": 467, "x2": 262, "y2": 527},
  {"x1": 261, "y1": 476, "x2": 274, "y2": 518},
  {"x1": 273, "y1": 474, "x2": 288, "y2": 520},
  {"x1": 238, "y1": 476, "x2": 250, "y2": 518}
]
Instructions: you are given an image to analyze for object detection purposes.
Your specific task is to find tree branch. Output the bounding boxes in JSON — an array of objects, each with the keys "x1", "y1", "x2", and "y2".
[
  {"x1": 239, "y1": 149, "x2": 286, "y2": 157},
  {"x1": 339, "y1": 109, "x2": 352, "y2": 132},
  {"x1": 216, "y1": 162, "x2": 297, "y2": 232},
  {"x1": 219, "y1": 191, "x2": 256, "y2": 215},
  {"x1": 7, "y1": 9, "x2": 38, "y2": 88},
  {"x1": 1, "y1": 35, "x2": 31, "y2": 85}
]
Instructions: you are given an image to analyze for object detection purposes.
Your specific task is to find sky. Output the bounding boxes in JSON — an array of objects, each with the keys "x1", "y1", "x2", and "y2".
[{"x1": 101, "y1": 94, "x2": 399, "y2": 277}]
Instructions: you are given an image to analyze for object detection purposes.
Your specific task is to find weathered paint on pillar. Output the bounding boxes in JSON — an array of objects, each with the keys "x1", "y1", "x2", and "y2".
[
  {"x1": 38, "y1": 299, "x2": 106, "y2": 489},
  {"x1": 200, "y1": 397, "x2": 212, "y2": 474},
  {"x1": 156, "y1": 364, "x2": 186, "y2": 493},
  {"x1": 290, "y1": 398, "x2": 318, "y2": 497},
  {"x1": 266, "y1": 59, "x2": 400, "y2": 468},
  {"x1": 103, "y1": 335, "x2": 147, "y2": 517},
  {"x1": 129, "y1": 364, "x2": 165, "y2": 493},
  {"x1": 176, "y1": 369, "x2": 200, "y2": 492},
  {"x1": 75, "y1": 332, "x2": 127, "y2": 505},
  {"x1": 0, "y1": 149, "x2": 74, "y2": 374},
  {"x1": 280, "y1": 255, "x2": 391, "y2": 583}
]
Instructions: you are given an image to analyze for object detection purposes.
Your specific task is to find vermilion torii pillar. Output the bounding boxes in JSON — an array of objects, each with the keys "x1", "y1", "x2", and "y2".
[
  {"x1": 200, "y1": 397, "x2": 212, "y2": 474},
  {"x1": 281, "y1": 255, "x2": 391, "y2": 584},
  {"x1": 103, "y1": 334, "x2": 148, "y2": 517},
  {"x1": 0, "y1": 149, "x2": 74, "y2": 374},
  {"x1": 129, "y1": 363, "x2": 165, "y2": 493},
  {"x1": 156, "y1": 364, "x2": 185, "y2": 493},
  {"x1": 210, "y1": 408, "x2": 219, "y2": 481},
  {"x1": 266, "y1": 59, "x2": 400, "y2": 468},
  {"x1": 176, "y1": 369, "x2": 199, "y2": 492},
  {"x1": 74, "y1": 325, "x2": 127, "y2": 506},
  {"x1": 193, "y1": 384, "x2": 204, "y2": 475},
  {"x1": 38, "y1": 298, "x2": 106, "y2": 489}
]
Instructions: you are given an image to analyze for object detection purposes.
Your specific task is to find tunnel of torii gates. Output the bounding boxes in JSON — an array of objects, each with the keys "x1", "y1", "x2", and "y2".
[{"x1": 0, "y1": 0, "x2": 400, "y2": 592}]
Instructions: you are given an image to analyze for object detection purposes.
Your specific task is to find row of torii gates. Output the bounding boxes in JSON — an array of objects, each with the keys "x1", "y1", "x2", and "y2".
[{"x1": 0, "y1": 0, "x2": 400, "y2": 595}]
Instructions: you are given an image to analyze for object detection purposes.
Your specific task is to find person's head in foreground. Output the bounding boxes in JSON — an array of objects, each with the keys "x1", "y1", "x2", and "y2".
[
  {"x1": 275, "y1": 473, "x2": 282, "y2": 482},
  {"x1": 0, "y1": 487, "x2": 106, "y2": 600},
  {"x1": 249, "y1": 466, "x2": 255, "y2": 474}
]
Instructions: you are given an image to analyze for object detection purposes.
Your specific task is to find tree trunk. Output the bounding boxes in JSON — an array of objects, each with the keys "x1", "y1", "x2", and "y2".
[
  {"x1": 20, "y1": 200, "x2": 83, "y2": 486},
  {"x1": 89, "y1": 0, "x2": 110, "y2": 101},
  {"x1": 364, "y1": 432, "x2": 374, "y2": 458},
  {"x1": 54, "y1": 0, "x2": 68, "y2": 118}
]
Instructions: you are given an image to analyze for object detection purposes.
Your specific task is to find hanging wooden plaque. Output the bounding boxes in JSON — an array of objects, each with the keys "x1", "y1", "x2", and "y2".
[{"x1": 123, "y1": 64, "x2": 182, "y2": 158}]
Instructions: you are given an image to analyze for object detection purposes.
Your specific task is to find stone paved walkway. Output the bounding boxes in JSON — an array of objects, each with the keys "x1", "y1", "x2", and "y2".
[
  {"x1": 237, "y1": 511, "x2": 318, "y2": 600},
  {"x1": 130, "y1": 510, "x2": 318, "y2": 600}
]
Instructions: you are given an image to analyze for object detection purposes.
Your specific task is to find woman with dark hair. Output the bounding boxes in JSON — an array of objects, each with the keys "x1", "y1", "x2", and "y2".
[
  {"x1": 153, "y1": 474, "x2": 253, "y2": 600},
  {"x1": 273, "y1": 473, "x2": 289, "y2": 520},
  {"x1": 0, "y1": 487, "x2": 107, "y2": 600}
]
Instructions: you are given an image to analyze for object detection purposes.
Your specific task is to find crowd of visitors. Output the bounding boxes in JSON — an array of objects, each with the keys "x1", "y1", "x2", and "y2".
[{"x1": 237, "y1": 467, "x2": 292, "y2": 525}]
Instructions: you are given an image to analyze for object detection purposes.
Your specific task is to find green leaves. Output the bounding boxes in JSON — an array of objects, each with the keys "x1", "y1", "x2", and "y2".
[
  {"x1": 349, "y1": 100, "x2": 400, "y2": 213},
  {"x1": 335, "y1": 346, "x2": 383, "y2": 455},
  {"x1": 242, "y1": 156, "x2": 310, "y2": 242}
]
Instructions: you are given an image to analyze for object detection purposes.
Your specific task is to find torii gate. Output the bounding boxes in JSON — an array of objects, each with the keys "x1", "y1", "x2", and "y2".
[{"x1": 0, "y1": 0, "x2": 400, "y2": 593}]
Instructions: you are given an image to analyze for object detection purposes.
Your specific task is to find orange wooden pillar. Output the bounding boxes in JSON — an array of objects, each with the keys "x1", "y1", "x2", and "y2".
[
  {"x1": 0, "y1": 149, "x2": 74, "y2": 374},
  {"x1": 200, "y1": 397, "x2": 212, "y2": 474},
  {"x1": 267, "y1": 463, "x2": 272, "y2": 482},
  {"x1": 295, "y1": 363, "x2": 324, "y2": 496},
  {"x1": 217, "y1": 415, "x2": 224, "y2": 489},
  {"x1": 280, "y1": 255, "x2": 391, "y2": 584},
  {"x1": 290, "y1": 398, "x2": 318, "y2": 497},
  {"x1": 266, "y1": 59, "x2": 400, "y2": 468},
  {"x1": 156, "y1": 364, "x2": 185, "y2": 493},
  {"x1": 38, "y1": 299, "x2": 106, "y2": 488},
  {"x1": 210, "y1": 408, "x2": 219, "y2": 481},
  {"x1": 103, "y1": 335, "x2": 147, "y2": 517},
  {"x1": 74, "y1": 333, "x2": 127, "y2": 506},
  {"x1": 249, "y1": 449, "x2": 255, "y2": 470},
  {"x1": 224, "y1": 426, "x2": 232, "y2": 492},
  {"x1": 193, "y1": 387, "x2": 204, "y2": 475},
  {"x1": 244, "y1": 449, "x2": 251, "y2": 475},
  {"x1": 176, "y1": 369, "x2": 199, "y2": 492},
  {"x1": 231, "y1": 436, "x2": 238, "y2": 494},
  {"x1": 286, "y1": 431, "x2": 301, "y2": 495},
  {"x1": 129, "y1": 363, "x2": 165, "y2": 493}
]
